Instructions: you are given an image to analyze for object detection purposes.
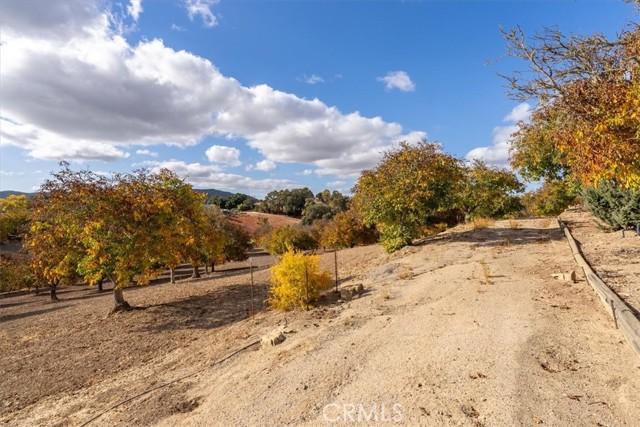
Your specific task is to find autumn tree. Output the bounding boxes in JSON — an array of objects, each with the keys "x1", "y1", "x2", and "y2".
[
  {"x1": 0, "y1": 254, "x2": 35, "y2": 292},
  {"x1": 504, "y1": 19, "x2": 640, "y2": 188},
  {"x1": 458, "y1": 160, "x2": 524, "y2": 219},
  {"x1": 26, "y1": 166, "x2": 104, "y2": 301},
  {"x1": 521, "y1": 180, "x2": 580, "y2": 217},
  {"x1": 221, "y1": 221, "x2": 253, "y2": 262},
  {"x1": 352, "y1": 141, "x2": 463, "y2": 252},
  {"x1": 319, "y1": 210, "x2": 378, "y2": 249},
  {"x1": 26, "y1": 165, "x2": 212, "y2": 309},
  {"x1": 0, "y1": 195, "x2": 30, "y2": 243},
  {"x1": 259, "y1": 225, "x2": 318, "y2": 256},
  {"x1": 154, "y1": 173, "x2": 217, "y2": 282}
]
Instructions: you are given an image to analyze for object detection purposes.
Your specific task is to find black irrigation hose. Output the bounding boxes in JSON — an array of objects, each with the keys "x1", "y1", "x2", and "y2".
[{"x1": 79, "y1": 339, "x2": 261, "y2": 427}]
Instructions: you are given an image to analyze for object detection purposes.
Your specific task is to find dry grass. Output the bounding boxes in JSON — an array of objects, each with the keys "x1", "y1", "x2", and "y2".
[
  {"x1": 398, "y1": 265, "x2": 415, "y2": 280},
  {"x1": 471, "y1": 218, "x2": 494, "y2": 230}
]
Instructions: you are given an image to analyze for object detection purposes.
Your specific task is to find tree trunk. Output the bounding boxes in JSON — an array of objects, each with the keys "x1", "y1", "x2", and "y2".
[
  {"x1": 205, "y1": 264, "x2": 209, "y2": 274},
  {"x1": 50, "y1": 283, "x2": 59, "y2": 302},
  {"x1": 191, "y1": 264, "x2": 200, "y2": 278},
  {"x1": 97, "y1": 277, "x2": 104, "y2": 292},
  {"x1": 113, "y1": 287, "x2": 131, "y2": 311},
  {"x1": 211, "y1": 261, "x2": 215, "y2": 272},
  {"x1": 170, "y1": 267, "x2": 176, "y2": 284}
]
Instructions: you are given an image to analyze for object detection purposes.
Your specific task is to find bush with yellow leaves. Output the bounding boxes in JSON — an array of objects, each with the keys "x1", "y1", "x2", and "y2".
[{"x1": 269, "y1": 247, "x2": 331, "y2": 310}]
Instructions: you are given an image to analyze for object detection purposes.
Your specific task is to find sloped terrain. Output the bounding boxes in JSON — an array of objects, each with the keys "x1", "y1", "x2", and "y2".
[{"x1": 1, "y1": 216, "x2": 639, "y2": 426}]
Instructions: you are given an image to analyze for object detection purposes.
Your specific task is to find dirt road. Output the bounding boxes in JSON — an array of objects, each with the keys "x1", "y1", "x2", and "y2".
[{"x1": 2, "y1": 217, "x2": 639, "y2": 426}]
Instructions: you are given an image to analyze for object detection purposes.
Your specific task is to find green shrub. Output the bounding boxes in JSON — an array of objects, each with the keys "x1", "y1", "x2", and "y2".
[{"x1": 583, "y1": 181, "x2": 640, "y2": 229}]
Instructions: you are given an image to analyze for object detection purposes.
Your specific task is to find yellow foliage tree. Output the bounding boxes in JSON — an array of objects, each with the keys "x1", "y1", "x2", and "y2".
[
  {"x1": 0, "y1": 195, "x2": 30, "y2": 243},
  {"x1": 269, "y1": 248, "x2": 331, "y2": 311},
  {"x1": 505, "y1": 23, "x2": 640, "y2": 188}
]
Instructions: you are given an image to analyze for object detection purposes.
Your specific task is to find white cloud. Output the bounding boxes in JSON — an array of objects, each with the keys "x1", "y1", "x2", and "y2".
[
  {"x1": 135, "y1": 149, "x2": 158, "y2": 157},
  {"x1": 377, "y1": 71, "x2": 416, "y2": 92},
  {"x1": 0, "y1": 0, "x2": 103, "y2": 41},
  {"x1": 300, "y1": 74, "x2": 324, "y2": 85},
  {"x1": 503, "y1": 102, "x2": 532, "y2": 123},
  {"x1": 465, "y1": 103, "x2": 532, "y2": 167},
  {"x1": 127, "y1": 0, "x2": 143, "y2": 22},
  {"x1": 171, "y1": 23, "x2": 186, "y2": 32},
  {"x1": 148, "y1": 160, "x2": 294, "y2": 191},
  {"x1": 0, "y1": 0, "x2": 426, "y2": 177},
  {"x1": 465, "y1": 125, "x2": 517, "y2": 167},
  {"x1": 300, "y1": 169, "x2": 314, "y2": 176},
  {"x1": 254, "y1": 159, "x2": 277, "y2": 172},
  {"x1": 1, "y1": 118, "x2": 130, "y2": 161},
  {"x1": 185, "y1": 0, "x2": 219, "y2": 27},
  {"x1": 0, "y1": 4, "x2": 239, "y2": 161},
  {"x1": 205, "y1": 145, "x2": 241, "y2": 166}
]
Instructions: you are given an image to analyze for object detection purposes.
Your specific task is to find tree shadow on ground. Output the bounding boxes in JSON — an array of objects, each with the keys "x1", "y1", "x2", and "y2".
[
  {"x1": 415, "y1": 227, "x2": 565, "y2": 248},
  {"x1": 134, "y1": 282, "x2": 270, "y2": 333},
  {"x1": 0, "y1": 304, "x2": 70, "y2": 323}
]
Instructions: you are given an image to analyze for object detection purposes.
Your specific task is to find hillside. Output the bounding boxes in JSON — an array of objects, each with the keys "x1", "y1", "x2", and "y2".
[
  {"x1": 228, "y1": 211, "x2": 301, "y2": 234},
  {"x1": 1, "y1": 213, "x2": 639, "y2": 426},
  {"x1": 195, "y1": 188, "x2": 236, "y2": 199},
  {"x1": 0, "y1": 190, "x2": 35, "y2": 199}
]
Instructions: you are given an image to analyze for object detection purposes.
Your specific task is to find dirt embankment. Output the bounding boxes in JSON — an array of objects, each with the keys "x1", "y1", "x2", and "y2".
[{"x1": 1, "y1": 215, "x2": 639, "y2": 426}]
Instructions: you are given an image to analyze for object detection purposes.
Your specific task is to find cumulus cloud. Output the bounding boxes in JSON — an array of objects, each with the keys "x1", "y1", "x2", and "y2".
[
  {"x1": 0, "y1": 0, "x2": 103, "y2": 41},
  {"x1": 503, "y1": 102, "x2": 532, "y2": 123},
  {"x1": 185, "y1": 0, "x2": 219, "y2": 27},
  {"x1": 377, "y1": 71, "x2": 416, "y2": 92},
  {"x1": 205, "y1": 145, "x2": 241, "y2": 166},
  {"x1": 147, "y1": 160, "x2": 294, "y2": 191},
  {"x1": 0, "y1": 0, "x2": 426, "y2": 178},
  {"x1": 127, "y1": 0, "x2": 143, "y2": 22},
  {"x1": 465, "y1": 103, "x2": 533, "y2": 167},
  {"x1": 1, "y1": 118, "x2": 130, "y2": 161}
]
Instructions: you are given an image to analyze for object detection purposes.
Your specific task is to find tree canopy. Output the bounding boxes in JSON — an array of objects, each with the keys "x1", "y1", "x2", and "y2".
[
  {"x1": 259, "y1": 188, "x2": 314, "y2": 217},
  {"x1": 353, "y1": 140, "x2": 463, "y2": 252},
  {"x1": 26, "y1": 164, "x2": 231, "y2": 309},
  {"x1": 504, "y1": 22, "x2": 640, "y2": 188}
]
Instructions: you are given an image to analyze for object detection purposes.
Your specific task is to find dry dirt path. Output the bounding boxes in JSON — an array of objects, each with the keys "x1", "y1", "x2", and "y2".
[
  {"x1": 2, "y1": 218, "x2": 639, "y2": 426},
  {"x1": 152, "y1": 218, "x2": 639, "y2": 427}
]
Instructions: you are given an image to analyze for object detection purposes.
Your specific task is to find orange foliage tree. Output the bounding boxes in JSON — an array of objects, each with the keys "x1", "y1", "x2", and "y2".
[{"x1": 504, "y1": 21, "x2": 640, "y2": 188}]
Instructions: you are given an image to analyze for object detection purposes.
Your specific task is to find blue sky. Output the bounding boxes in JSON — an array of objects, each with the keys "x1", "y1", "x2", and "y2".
[{"x1": 0, "y1": 0, "x2": 636, "y2": 197}]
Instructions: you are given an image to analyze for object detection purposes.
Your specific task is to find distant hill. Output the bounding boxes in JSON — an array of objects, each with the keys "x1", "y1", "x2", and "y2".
[
  {"x1": 0, "y1": 190, "x2": 36, "y2": 199},
  {"x1": 194, "y1": 188, "x2": 236, "y2": 199}
]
